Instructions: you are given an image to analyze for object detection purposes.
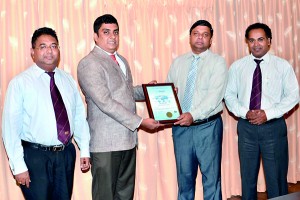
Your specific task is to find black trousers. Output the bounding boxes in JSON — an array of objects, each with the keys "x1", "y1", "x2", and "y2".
[
  {"x1": 21, "y1": 143, "x2": 76, "y2": 200},
  {"x1": 238, "y1": 117, "x2": 288, "y2": 200},
  {"x1": 91, "y1": 147, "x2": 136, "y2": 200}
]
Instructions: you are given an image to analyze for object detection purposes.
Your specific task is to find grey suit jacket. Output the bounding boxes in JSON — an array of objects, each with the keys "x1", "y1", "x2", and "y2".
[{"x1": 77, "y1": 46, "x2": 144, "y2": 152}]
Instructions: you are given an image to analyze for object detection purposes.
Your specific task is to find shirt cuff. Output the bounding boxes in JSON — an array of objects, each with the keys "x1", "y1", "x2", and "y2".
[
  {"x1": 11, "y1": 160, "x2": 28, "y2": 175},
  {"x1": 79, "y1": 146, "x2": 90, "y2": 158},
  {"x1": 137, "y1": 118, "x2": 143, "y2": 128}
]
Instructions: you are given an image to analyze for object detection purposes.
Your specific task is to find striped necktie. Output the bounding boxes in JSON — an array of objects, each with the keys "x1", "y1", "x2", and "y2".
[
  {"x1": 46, "y1": 72, "x2": 71, "y2": 144},
  {"x1": 249, "y1": 59, "x2": 263, "y2": 110},
  {"x1": 182, "y1": 55, "x2": 200, "y2": 113}
]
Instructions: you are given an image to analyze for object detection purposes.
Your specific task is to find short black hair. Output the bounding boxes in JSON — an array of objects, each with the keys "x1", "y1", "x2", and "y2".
[
  {"x1": 93, "y1": 14, "x2": 119, "y2": 34},
  {"x1": 245, "y1": 23, "x2": 272, "y2": 42},
  {"x1": 189, "y1": 20, "x2": 213, "y2": 37},
  {"x1": 31, "y1": 27, "x2": 58, "y2": 49}
]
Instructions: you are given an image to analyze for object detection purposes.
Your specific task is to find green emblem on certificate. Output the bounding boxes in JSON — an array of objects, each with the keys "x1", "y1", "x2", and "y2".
[{"x1": 166, "y1": 112, "x2": 173, "y2": 118}]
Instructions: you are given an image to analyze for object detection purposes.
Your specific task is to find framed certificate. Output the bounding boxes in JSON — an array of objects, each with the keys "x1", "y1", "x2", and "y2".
[{"x1": 142, "y1": 83, "x2": 182, "y2": 124}]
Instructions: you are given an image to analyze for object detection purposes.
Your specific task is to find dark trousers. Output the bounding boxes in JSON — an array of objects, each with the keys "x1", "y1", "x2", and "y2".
[
  {"x1": 91, "y1": 148, "x2": 136, "y2": 200},
  {"x1": 238, "y1": 118, "x2": 288, "y2": 200},
  {"x1": 172, "y1": 117, "x2": 223, "y2": 200},
  {"x1": 21, "y1": 143, "x2": 76, "y2": 200}
]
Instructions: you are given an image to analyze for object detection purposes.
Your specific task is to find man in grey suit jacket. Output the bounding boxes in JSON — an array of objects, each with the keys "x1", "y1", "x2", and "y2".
[{"x1": 77, "y1": 14, "x2": 162, "y2": 200}]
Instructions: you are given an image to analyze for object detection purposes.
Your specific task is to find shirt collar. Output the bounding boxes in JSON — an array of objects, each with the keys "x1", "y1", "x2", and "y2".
[
  {"x1": 191, "y1": 49, "x2": 209, "y2": 60},
  {"x1": 32, "y1": 64, "x2": 58, "y2": 78},
  {"x1": 95, "y1": 45, "x2": 117, "y2": 56},
  {"x1": 251, "y1": 53, "x2": 270, "y2": 64}
]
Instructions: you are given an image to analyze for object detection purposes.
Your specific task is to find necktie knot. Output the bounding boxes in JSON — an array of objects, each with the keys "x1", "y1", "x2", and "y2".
[
  {"x1": 254, "y1": 59, "x2": 263, "y2": 65},
  {"x1": 46, "y1": 72, "x2": 55, "y2": 88},
  {"x1": 46, "y1": 71, "x2": 55, "y2": 77},
  {"x1": 193, "y1": 55, "x2": 200, "y2": 62},
  {"x1": 110, "y1": 54, "x2": 119, "y2": 65}
]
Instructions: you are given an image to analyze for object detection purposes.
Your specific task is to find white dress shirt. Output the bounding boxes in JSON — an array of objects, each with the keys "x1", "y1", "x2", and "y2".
[
  {"x1": 225, "y1": 53, "x2": 299, "y2": 120},
  {"x1": 2, "y1": 64, "x2": 90, "y2": 175}
]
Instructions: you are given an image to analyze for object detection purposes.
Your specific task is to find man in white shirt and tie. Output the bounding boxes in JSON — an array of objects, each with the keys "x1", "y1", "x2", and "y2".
[
  {"x1": 225, "y1": 23, "x2": 299, "y2": 200},
  {"x1": 2, "y1": 27, "x2": 90, "y2": 200},
  {"x1": 166, "y1": 20, "x2": 228, "y2": 200}
]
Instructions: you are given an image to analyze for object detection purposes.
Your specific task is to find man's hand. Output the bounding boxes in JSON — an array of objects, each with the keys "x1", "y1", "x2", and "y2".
[
  {"x1": 246, "y1": 109, "x2": 267, "y2": 125},
  {"x1": 15, "y1": 171, "x2": 30, "y2": 188},
  {"x1": 80, "y1": 157, "x2": 90, "y2": 172},
  {"x1": 174, "y1": 112, "x2": 194, "y2": 126},
  {"x1": 140, "y1": 118, "x2": 164, "y2": 132},
  {"x1": 148, "y1": 80, "x2": 157, "y2": 84}
]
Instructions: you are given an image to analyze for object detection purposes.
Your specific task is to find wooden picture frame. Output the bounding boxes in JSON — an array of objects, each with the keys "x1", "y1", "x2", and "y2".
[{"x1": 142, "y1": 83, "x2": 182, "y2": 124}]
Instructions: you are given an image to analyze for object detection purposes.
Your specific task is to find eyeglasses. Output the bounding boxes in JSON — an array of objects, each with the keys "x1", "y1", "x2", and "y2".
[
  {"x1": 248, "y1": 37, "x2": 266, "y2": 44},
  {"x1": 35, "y1": 44, "x2": 60, "y2": 51}
]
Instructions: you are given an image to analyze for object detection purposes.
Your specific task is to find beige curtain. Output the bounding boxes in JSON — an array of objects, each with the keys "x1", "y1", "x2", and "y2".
[{"x1": 1, "y1": 0, "x2": 300, "y2": 199}]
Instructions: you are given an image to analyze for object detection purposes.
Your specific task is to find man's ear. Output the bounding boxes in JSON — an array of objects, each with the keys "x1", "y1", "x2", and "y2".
[
  {"x1": 267, "y1": 38, "x2": 271, "y2": 46},
  {"x1": 30, "y1": 48, "x2": 35, "y2": 60},
  {"x1": 93, "y1": 33, "x2": 98, "y2": 42}
]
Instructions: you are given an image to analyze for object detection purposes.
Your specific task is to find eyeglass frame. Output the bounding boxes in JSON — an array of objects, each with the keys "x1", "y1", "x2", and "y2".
[{"x1": 34, "y1": 44, "x2": 60, "y2": 51}]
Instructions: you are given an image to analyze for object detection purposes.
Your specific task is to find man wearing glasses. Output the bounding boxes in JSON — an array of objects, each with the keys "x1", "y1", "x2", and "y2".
[
  {"x1": 225, "y1": 23, "x2": 299, "y2": 199},
  {"x1": 2, "y1": 27, "x2": 90, "y2": 200}
]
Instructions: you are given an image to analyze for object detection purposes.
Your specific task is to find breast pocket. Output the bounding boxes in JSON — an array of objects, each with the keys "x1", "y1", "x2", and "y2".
[{"x1": 264, "y1": 73, "x2": 283, "y2": 102}]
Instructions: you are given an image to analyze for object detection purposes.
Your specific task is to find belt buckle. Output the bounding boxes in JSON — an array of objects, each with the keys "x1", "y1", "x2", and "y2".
[
  {"x1": 194, "y1": 119, "x2": 205, "y2": 124},
  {"x1": 53, "y1": 145, "x2": 64, "y2": 151}
]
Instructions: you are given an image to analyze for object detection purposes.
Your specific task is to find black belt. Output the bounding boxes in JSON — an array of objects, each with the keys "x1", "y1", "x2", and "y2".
[
  {"x1": 191, "y1": 114, "x2": 221, "y2": 126},
  {"x1": 21, "y1": 140, "x2": 71, "y2": 152}
]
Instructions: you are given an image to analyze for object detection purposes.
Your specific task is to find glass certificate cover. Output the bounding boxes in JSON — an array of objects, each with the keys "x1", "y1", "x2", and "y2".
[{"x1": 142, "y1": 83, "x2": 182, "y2": 124}]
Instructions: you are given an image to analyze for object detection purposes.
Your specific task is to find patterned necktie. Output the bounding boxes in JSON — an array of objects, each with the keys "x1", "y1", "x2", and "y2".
[
  {"x1": 182, "y1": 55, "x2": 200, "y2": 113},
  {"x1": 249, "y1": 59, "x2": 263, "y2": 110},
  {"x1": 110, "y1": 54, "x2": 119, "y2": 65},
  {"x1": 46, "y1": 72, "x2": 71, "y2": 144}
]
